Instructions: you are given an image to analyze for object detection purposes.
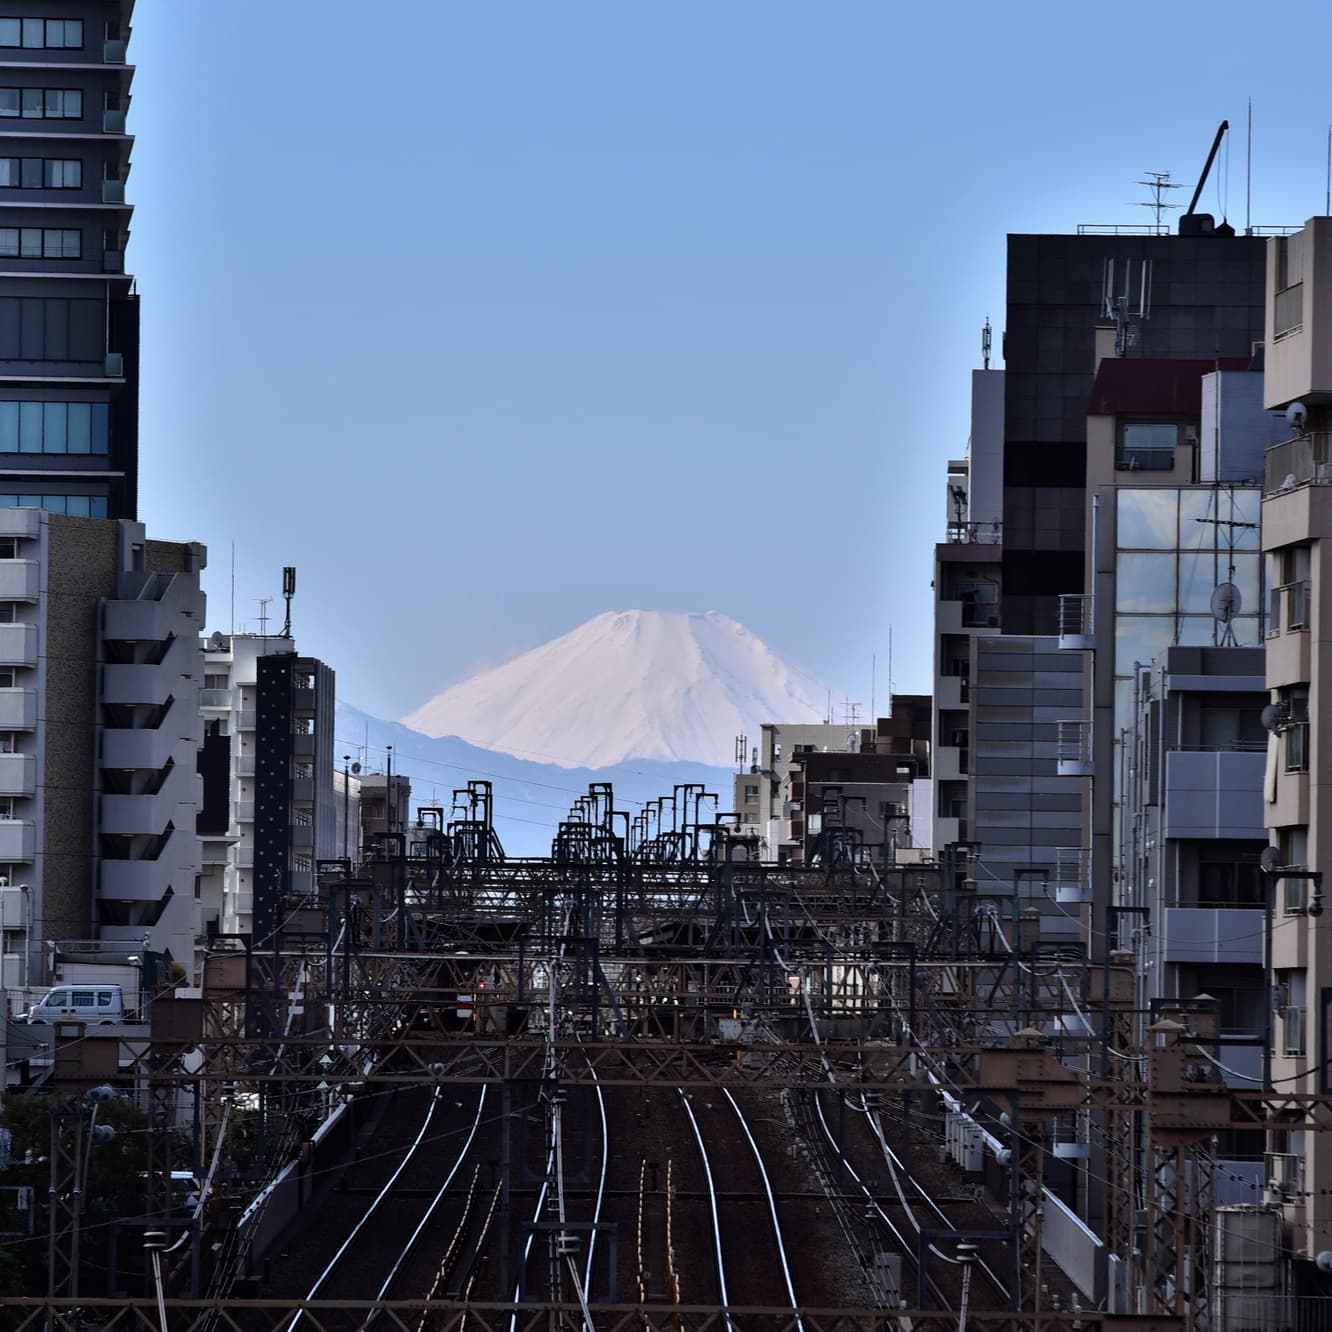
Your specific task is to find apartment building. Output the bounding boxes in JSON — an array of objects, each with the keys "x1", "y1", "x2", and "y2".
[
  {"x1": 1259, "y1": 215, "x2": 1332, "y2": 1263},
  {"x1": 0, "y1": 510, "x2": 204, "y2": 990},
  {"x1": 0, "y1": 1, "x2": 140, "y2": 519},
  {"x1": 197, "y1": 634, "x2": 336, "y2": 942}
]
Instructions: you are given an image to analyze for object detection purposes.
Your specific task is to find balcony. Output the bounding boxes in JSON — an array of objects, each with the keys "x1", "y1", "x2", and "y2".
[
  {"x1": 102, "y1": 109, "x2": 126, "y2": 134},
  {"x1": 235, "y1": 754, "x2": 255, "y2": 777},
  {"x1": 199, "y1": 688, "x2": 230, "y2": 709},
  {"x1": 1051, "y1": 847, "x2": 1091, "y2": 904},
  {"x1": 1269, "y1": 579, "x2": 1311, "y2": 635},
  {"x1": 945, "y1": 520, "x2": 1002, "y2": 545},
  {"x1": 103, "y1": 599, "x2": 177, "y2": 642},
  {"x1": 0, "y1": 622, "x2": 36, "y2": 667},
  {"x1": 0, "y1": 688, "x2": 36, "y2": 731},
  {"x1": 0, "y1": 560, "x2": 38, "y2": 602},
  {"x1": 102, "y1": 727, "x2": 175, "y2": 772},
  {"x1": 235, "y1": 800, "x2": 254, "y2": 824},
  {"x1": 291, "y1": 777, "x2": 314, "y2": 803},
  {"x1": 1282, "y1": 1005, "x2": 1307, "y2": 1057},
  {"x1": 1264, "y1": 433, "x2": 1332, "y2": 495},
  {"x1": 0, "y1": 752, "x2": 34, "y2": 796},
  {"x1": 102, "y1": 663, "x2": 173, "y2": 707},
  {"x1": 0, "y1": 818, "x2": 35, "y2": 861},
  {"x1": 237, "y1": 709, "x2": 256, "y2": 731},
  {"x1": 1057, "y1": 594, "x2": 1094, "y2": 650},
  {"x1": 1056, "y1": 720, "x2": 1093, "y2": 777},
  {"x1": 1265, "y1": 1151, "x2": 1304, "y2": 1203},
  {"x1": 1162, "y1": 750, "x2": 1266, "y2": 839},
  {"x1": 1161, "y1": 907, "x2": 1264, "y2": 964},
  {"x1": 292, "y1": 687, "x2": 317, "y2": 713},
  {"x1": 103, "y1": 38, "x2": 127, "y2": 63}
]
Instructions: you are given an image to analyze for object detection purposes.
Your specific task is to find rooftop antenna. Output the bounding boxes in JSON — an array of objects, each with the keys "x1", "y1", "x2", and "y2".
[
  {"x1": 981, "y1": 317, "x2": 992, "y2": 370},
  {"x1": 281, "y1": 565, "x2": 296, "y2": 638},
  {"x1": 229, "y1": 540, "x2": 235, "y2": 636},
  {"x1": 1136, "y1": 171, "x2": 1181, "y2": 233},
  {"x1": 1245, "y1": 99, "x2": 1252, "y2": 234},
  {"x1": 256, "y1": 596, "x2": 272, "y2": 639},
  {"x1": 1325, "y1": 123, "x2": 1330, "y2": 216},
  {"x1": 734, "y1": 733, "x2": 747, "y2": 773}
]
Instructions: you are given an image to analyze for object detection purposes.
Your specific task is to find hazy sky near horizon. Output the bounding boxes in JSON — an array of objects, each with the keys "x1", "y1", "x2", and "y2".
[{"x1": 128, "y1": 0, "x2": 1332, "y2": 723}]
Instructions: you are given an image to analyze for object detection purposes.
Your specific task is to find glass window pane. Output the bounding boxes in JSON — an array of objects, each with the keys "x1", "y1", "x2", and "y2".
[
  {"x1": 0, "y1": 89, "x2": 19, "y2": 117},
  {"x1": 61, "y1": 90, "x2": 79, "y2": 119},
  {"x1": 21, "y1": 19, "x2": 41, "y2": 48},
  {"x1": 0, "y1": 160, "x2": 15, "y2": 188},
  {"x1": 89, "y1": 497, "x2": 106, "y2": 518},
  {"x1": 0, "y1": 21, "x2": 19, "y2": 46},
  {"x1": 87, "y1": 403, "x2": 105, "y2": 453},
  {"x1": 19, "y1": 159, "x2": 38, "y2": 188},
  {"x1": 0, "y1": 403, "x2": 17, "y2": 451},
  {"x1": 17, "y1": 299, "x2": 41, "y2": 358},
  {"x1": 0, "y1": 230, "x2": 16, "y2": 258},
  {"x1": 41, "y1": 299, "x2": 66, "y2": 359},
  {"x1": 1114, "y1": 615, "x2": 1175, "y2": 676},
  {"x1": 64, "y1": 159, "x2": 80, "y2": 188},
  {"x1": 44, "y1": 402, "x2": 65, "y2": 453},
  {"x1": 1117, "y1": 552, "x2": 1176, "y2": 612},
  {"x1": 19, "y1": 229, "x2": 39, "y2": 258},
  {"x1": 18, "y1": 495, "x2": 41, "y2": 509},
  {"x1": 1117, "y1": 489, "x2": 1177, "y2": 549},
  {"x1": 21, "y1": 89, "x2": 41, "y2": 119},
  {"x1": 18, "y1": 402, "x2": 40, "y2": 452},
  {"x1": 65, "y1": 495, "x2": 88, "y2": 516},
  {"x1": 68, "y1": 402, "x2": 90, "y2": 453}
]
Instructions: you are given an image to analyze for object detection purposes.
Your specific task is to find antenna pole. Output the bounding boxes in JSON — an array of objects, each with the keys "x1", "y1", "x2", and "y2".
[
  {"x1": 229, "y1": 541, "x2": 235, "y2": 637},
  {"x1": 1325, "y1": 124, "x2": 1330, "y2": 216},
  {"x1": 871, "y1": 653, "x2": 876, "y2": 721},
  {"x1": 1246, "y1": 98, "x2": 1252, "y2": 234}
]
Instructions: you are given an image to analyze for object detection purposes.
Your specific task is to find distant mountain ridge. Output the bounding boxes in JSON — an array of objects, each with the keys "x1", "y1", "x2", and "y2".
[
  {"x1": 400, "y1": 610, "x2": 828, "y2": 768},
  {"x1": 336, "y1": 702, "x2": 733, "y2": 858}
]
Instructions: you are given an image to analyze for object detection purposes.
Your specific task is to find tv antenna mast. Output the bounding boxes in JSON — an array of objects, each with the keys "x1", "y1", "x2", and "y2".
[{"x1": 1136, "y1": 171, "x2": 1181, "y2": 233}]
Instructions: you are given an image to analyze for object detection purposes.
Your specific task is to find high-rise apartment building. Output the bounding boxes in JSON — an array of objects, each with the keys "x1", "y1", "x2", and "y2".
[{"x1": 0, "y1": 2, "x2": 138, "y2": 520}]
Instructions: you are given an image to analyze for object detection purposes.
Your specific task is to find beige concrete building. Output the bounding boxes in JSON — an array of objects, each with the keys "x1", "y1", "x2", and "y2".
[
  {"x1": 1261, "y1": 216, "x2": 1332, "y2": 1263},
  {"x1": 0, "y1": 511, "x2": 206, "y2": 998}
]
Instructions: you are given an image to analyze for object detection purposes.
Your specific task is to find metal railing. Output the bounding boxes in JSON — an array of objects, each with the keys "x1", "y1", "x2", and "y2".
[
  {"x1": 1281, "y1": 1005, "x2": 1307, "y2": 1056},
  {"x1": 1057, "y1": 593, "x2": 1093, "y2": 640},
  {"x1": 1265, "y1": 1150, "x2": 1305, "y2": 1200},
  {"x1": 1056, "y1": 719, "x2": 1092, "y2": 769},
  {"x1": 1264, "y1": 432, "x2": 1332, "y2": 493},
  {"x1": 945, "y1": 520, "x2": 1002, "y2": 545},
  {"x1": 1268, "y1": 578, "x2": 1310, "y2": 633}
]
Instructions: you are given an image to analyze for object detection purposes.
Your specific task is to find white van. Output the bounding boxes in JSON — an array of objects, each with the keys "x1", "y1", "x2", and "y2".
[{"x1": 22, "y1": 984, "x2": 126, "y2": 1025}]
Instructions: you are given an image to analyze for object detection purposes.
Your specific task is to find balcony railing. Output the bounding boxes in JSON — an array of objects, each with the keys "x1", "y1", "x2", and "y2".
[
  {"x1": 199, "y1": 688, "x2": 229, "y2": 708},
  {"x1": 1269, "y1": 579, "x2": 1310, "y2": 634},
  {"x1": 1056, "y1": 720, "x2": 1092, "y2": 776},
  {"x1": 1282, "y1": 1005, "x2": 1307, "y2": 1057},
  {"x1": 945, "y1": 520, "x2": 1002, "y2": 545},
  {"x1": 1266, "y1": 1150, "x2": 1304, "y2": 1201},
  {"x1": 1051, "y1": 847, "x2": 1092, "y2": 903},
  {"x1": 1265, "y1": 433, "x2": 1332, "y2": 494},
  {"x1": 1285, "y1": 721, "x2": 1309, "y2": 773},
  {"x1": 1057, "y1": 593, "x2": 1094, "y2": 649}
]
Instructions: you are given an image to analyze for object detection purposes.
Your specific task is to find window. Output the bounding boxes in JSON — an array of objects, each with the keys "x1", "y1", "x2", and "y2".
[
  {"x1": 0, "y1": 402, "x2": 107, "y2": 454},
  {"x1": 0, "y1": 158, "x2": 81, "y2": 190},
  {"x1": 0, "y1": 670, "x2": 16, "y2": 688},
  {"x1": 0, "y1": 228, "x2": 79, "y2": 260},
  {"x1": 1119, "y1": 422, "x2": 1179, "y2": 471},
  {"x1": 0, "y1": 87, "x2": 81, "y2": 119},
  {"x1": 0, "y1": 799, "x2": 13, "y2": 819},
  {"x1": 0, "y1": 494, "x2": 107, "y2": 517},
  {"x1": 72, "y1": 990, "x2": 92, "y2": 1008},
  {"x1": 0, "y1": 298, "x2": 103, "y2": 361},
  {"x1": 1197, "y1": 855, "x2": 1264, "y2": 907},
  {"x1": 743, "y1": 783, "x2": 758, "y2": 803},
  {"x1": 203, "y1": 673, "x2": 229, "y2": 689},
  {"x1": 0, "y1": 19, "x2": 82, "y2": 49}
]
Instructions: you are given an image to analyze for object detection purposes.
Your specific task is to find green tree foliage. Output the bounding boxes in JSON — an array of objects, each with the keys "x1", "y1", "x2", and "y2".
[{"x1": 0, "y1": 1090, "x2": 156, "y2": 1297}]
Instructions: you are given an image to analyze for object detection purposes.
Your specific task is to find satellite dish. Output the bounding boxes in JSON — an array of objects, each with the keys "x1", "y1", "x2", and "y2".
[
  {"x1": 1260, "y1": 846, "x2": 1282, "y2": 872},
  {"x1": 1210, "y1": 582, "x2": 1241, "y2": 622},
  {"x1": 208, "y1": 630, "x2": 225, "y2": 650},
  {"x1": 1261, "y1": 703, "x2": 1286, "y2": 733},
  {"x1": 351, "y1": 762, "x2": 362, "y2": 775}
]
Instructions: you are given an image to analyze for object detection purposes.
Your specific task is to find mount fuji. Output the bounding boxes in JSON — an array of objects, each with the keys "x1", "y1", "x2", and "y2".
[{"x1": 400, "y1": 610, "x2": 829, "y2": 768}]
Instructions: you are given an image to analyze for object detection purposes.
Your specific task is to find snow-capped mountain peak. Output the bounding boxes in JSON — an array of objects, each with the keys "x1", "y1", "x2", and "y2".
[{"x1": 400, "y1": 610, "x2": 828, "y2": 768}]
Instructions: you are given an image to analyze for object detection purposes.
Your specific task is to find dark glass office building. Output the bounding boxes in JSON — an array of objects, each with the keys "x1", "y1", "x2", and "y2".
[
  {"x1": 1001, "y1": 231, "x2": 1267, "y2": 632},
  {"x1": 0, "y1": 2, "x2": 137, "y2": 519}
]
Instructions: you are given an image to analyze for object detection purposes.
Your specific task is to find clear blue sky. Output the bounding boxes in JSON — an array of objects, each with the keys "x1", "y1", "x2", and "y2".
[{"x1": 127, "y1": 0, "x2": 1332, "y2": 721}]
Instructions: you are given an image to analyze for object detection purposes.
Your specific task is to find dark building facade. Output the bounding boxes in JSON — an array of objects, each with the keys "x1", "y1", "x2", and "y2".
[
  {"x1": 0, "y1": 1, "x2": 138, "y2": 520},
  {"x1": 253, "y1": 654, "x2": 335, "y2": 944},
  {"x1": 1001, "y1": 233, "x2": 1266, "y2": 634}
]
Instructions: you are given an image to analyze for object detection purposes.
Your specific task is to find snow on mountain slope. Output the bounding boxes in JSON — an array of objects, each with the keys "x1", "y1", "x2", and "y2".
[{"x1": 400, "y1": 610, "x2": 828, "y2": 768}]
